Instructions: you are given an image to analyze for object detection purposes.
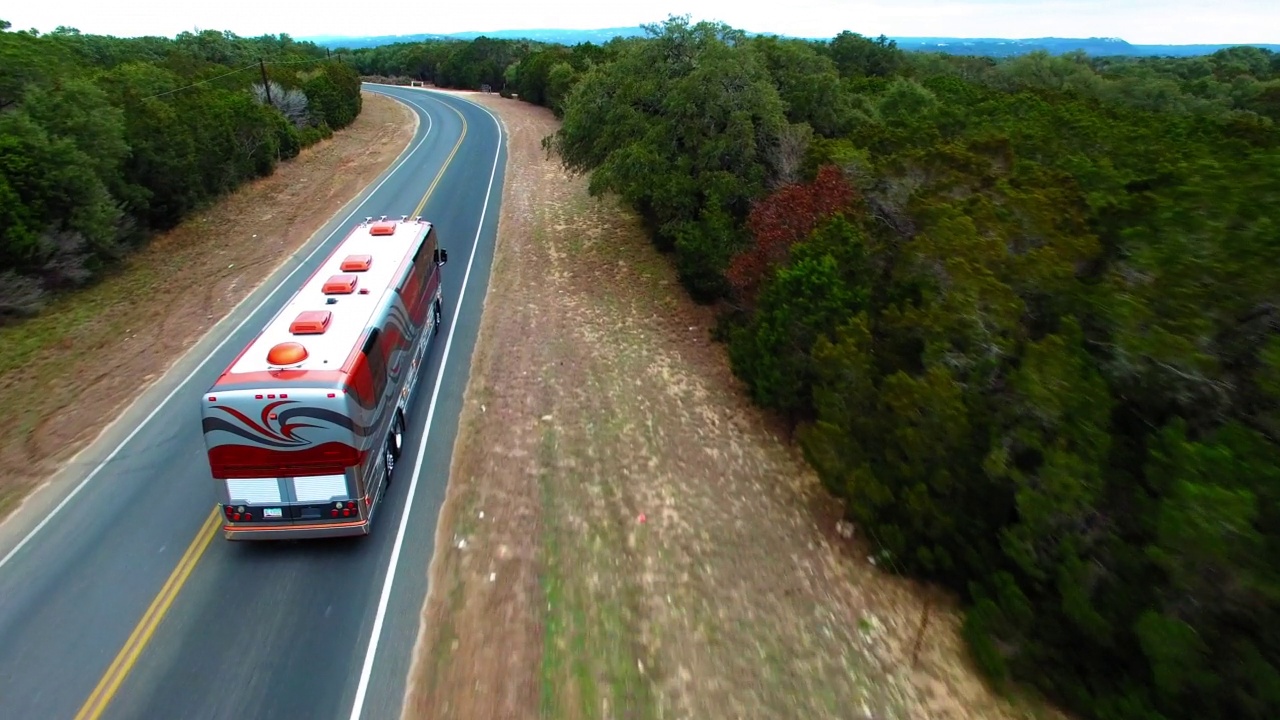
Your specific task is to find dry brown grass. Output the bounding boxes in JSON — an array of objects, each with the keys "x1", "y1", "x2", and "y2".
[
  {"x1": 405, "y1": 91, "x2": 1070, "y2": 720},
  {"x1": 0, "y1": 91, "x2": 418, "y2": 519}
]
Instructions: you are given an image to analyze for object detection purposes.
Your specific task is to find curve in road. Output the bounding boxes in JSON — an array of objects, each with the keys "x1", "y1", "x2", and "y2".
[{"x1": 0, "y1": 85, "x2": 507, "y2": 720}]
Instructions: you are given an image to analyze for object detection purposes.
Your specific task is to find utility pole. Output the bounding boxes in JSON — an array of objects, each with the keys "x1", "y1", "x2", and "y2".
[
  {"x1": 258, "y1": 58, "x2": 272, "y2": 105},
  {"x1": 326, "y1": 48, "x2": 331, "y2": 59}
]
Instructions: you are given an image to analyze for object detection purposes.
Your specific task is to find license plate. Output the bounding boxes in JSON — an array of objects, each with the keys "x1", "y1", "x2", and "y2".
[{"x1": 263, "y1": 507, "x2": 283, "y2": 519}]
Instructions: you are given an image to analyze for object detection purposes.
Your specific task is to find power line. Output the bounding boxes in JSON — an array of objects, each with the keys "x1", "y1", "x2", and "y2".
[
  {"x1": 136, "y1": 62, "x2": 257, "y2": 100},
  {"x1": 135, "y1": 56, "x2": 336, "y2": 101}
]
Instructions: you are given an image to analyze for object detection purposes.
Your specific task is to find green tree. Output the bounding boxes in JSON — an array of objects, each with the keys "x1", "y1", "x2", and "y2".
[
  {"x1": 751, "y1": 35, "x2": 853, "y2": 136},
  {"x1": 828, "y1": 31, "x2": 903, "y2": 78},
  {"x1": 0, "y1": 23, "x2": 361, "y2": 320},
  {"x1": 547, "y1": 15, "x2": 787, "y2": 300}
]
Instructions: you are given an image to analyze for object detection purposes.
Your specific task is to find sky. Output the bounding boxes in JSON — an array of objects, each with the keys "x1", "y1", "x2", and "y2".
[{"x1": 4, "y1": 0, "x2": 1278, "y2": 45}]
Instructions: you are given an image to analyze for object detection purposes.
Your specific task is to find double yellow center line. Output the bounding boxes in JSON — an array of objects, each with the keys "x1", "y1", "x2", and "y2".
[
  {"x1": 412, "y1": 101, "x2": 468, "y2": 219},
  {"x1": 74, "y1": 507, "x2": 219, "y2": 720},
  {"x1": 72, "y1": 90, "x2": 469, "y2": 720}
]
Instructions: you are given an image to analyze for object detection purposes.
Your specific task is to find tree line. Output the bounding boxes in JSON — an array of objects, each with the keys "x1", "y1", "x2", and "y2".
[
  {"x1": 358, "y1": 16, "x2": 1279, "y2": 720},
  {"x1": 0, "y1": 22, "x2": 363, "y2": 321}
]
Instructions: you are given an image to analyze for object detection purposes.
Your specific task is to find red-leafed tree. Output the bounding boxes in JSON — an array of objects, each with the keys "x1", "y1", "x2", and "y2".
[{"x1": 727, "y1": 164, "x2": 857, "y2": 304}]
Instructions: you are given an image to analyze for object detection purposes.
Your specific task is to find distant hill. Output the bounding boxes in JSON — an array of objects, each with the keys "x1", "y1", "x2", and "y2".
[
  {"x1": 304, "y1": 26, "x2": 1280, "y2": 58},
  {"x1": 305, "y1": 26, "x2": 647, "y2": 50},
  {"x1": 890, "y1": 36, "x2": 1280, "y2": 57}
]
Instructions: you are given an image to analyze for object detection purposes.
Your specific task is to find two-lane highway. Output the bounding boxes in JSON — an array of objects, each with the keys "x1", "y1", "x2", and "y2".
[{"x1": 0, "y1": 85, "x2": 506, "y2": 720}]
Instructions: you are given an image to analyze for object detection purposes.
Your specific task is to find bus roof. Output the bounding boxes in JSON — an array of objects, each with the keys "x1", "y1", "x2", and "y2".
[{"x1": 213, "y1": 216, "x2": 432, "y2": 386}]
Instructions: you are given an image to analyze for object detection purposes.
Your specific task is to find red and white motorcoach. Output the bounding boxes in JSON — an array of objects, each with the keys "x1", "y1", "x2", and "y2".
[{"x1": 201, "y1": 215, "x2": 448, "y2": 540}]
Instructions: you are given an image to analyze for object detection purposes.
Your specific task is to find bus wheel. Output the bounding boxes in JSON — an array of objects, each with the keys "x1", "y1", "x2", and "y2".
[
  {"x1": 385, "y1": 411, "x2": 404, "y2": 482},
  {"x1": 432, "y1": 300, "x2": 442, "y2": 337}
]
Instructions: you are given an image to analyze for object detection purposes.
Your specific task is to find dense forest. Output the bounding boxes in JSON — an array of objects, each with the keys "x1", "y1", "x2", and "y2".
[
  {"x1": 0, "y1": 21, "x2": 362, "y2": 321},
  {"x1": 356, "y1": 16, "x2": 1280, "y2": 720}
]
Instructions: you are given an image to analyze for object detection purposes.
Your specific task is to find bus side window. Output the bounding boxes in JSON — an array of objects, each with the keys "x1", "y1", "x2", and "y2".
[
  {"x1": 362, "y1": 328, "x2": 389, "y2": 402},
  {"x1": 393, "y1": 228, "x2": 437, "y2": 328},
  {"x1": 398, "y1": 243, "x2": 427, "y2": 324},
  {"x1": 418, "y1": 230, "x2": 437, "y2": 293}
]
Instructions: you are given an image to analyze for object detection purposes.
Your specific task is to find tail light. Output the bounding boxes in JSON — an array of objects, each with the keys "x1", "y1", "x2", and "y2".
[{"x1": 223, "y1": 499, "x2": 361, "y2": 524}]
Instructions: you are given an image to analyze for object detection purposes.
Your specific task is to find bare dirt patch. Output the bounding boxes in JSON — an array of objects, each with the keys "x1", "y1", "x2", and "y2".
[
  {"x1": 0, "y1": 90, "x2": 417, "y2": 519},
  {"x1": 406, "y1": 91, "x2": 1069, "y2": 720}
]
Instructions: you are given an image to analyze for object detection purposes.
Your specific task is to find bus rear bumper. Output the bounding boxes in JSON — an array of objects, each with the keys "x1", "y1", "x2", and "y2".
[{"x1": 222, "y1": 518, "x2": 371, "y2": 541}]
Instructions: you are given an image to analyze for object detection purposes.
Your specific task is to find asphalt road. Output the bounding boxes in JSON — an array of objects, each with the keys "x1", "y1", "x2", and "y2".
[{"x1": 0, "y1": 85, "x2": 506, "y2": 720}]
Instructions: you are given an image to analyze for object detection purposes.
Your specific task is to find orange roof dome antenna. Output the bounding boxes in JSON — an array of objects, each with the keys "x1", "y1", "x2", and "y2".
[{"x1": 266, "y1": 341, "x2": 309, "y2": 367}]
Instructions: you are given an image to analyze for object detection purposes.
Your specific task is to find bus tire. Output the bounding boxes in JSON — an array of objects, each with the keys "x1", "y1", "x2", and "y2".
[
  {"x1": 432, "y1": 300, "x2": 442, "y2": 337},
  {"x1": 385, "y1": 410, "x2": 405, "y2": 483}
]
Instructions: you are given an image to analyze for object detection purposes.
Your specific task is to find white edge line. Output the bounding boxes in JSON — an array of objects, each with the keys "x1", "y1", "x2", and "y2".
[
  {"x1": 347, "y1": 91, "x2": 505, "y2": 720},
  {"x1": 0, "y1": 89, "x2": 435, "y2": 573}
]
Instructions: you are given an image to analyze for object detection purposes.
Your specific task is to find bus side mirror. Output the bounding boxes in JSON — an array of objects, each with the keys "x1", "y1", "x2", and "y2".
[{"x1": 434, "y1": 248, "x2": 448, "y2": 265}]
